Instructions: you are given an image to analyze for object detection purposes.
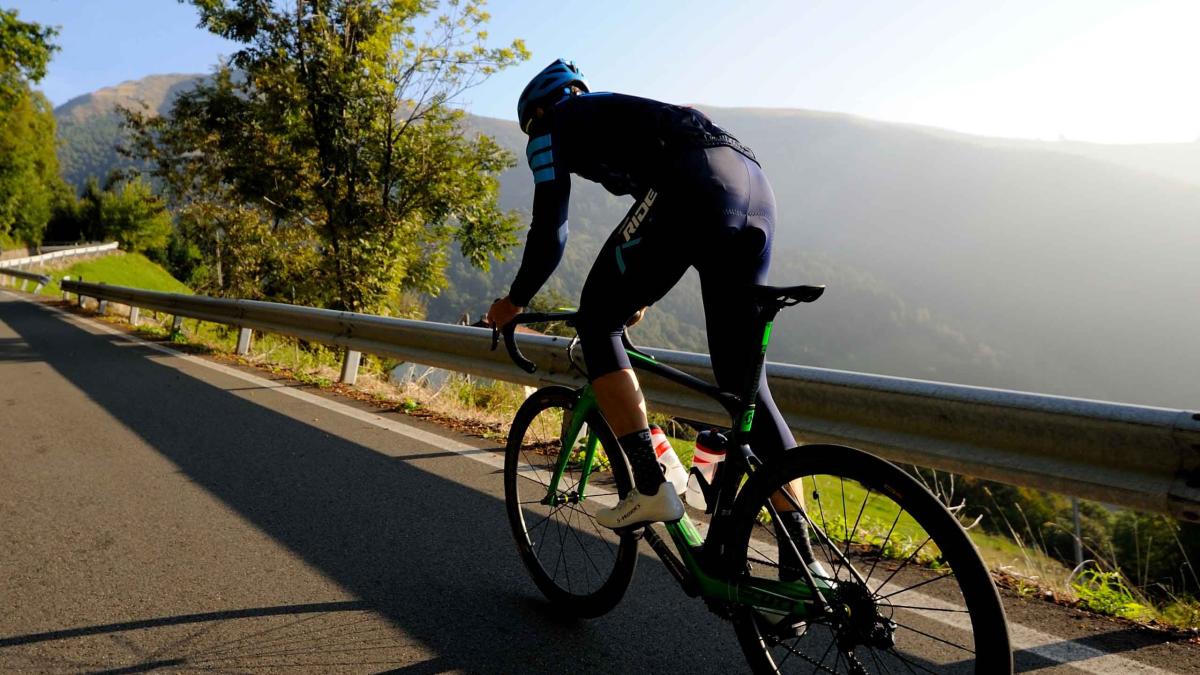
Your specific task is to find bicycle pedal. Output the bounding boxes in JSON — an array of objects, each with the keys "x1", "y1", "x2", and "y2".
[
  {"x1": 775, "y1": 619, "x2": 808, "y2": 640},
  {"x1": 760, "y1": 611, "x2": 808, "y2": 640}
]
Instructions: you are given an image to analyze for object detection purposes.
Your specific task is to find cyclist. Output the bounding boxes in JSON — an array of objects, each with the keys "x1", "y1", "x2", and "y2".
[{"x1": 488, "y1": 60, "x2": 810, "y2": 558}]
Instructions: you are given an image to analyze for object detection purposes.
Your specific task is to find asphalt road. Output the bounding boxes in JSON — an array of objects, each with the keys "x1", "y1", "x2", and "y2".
[{"x1": 1, "y1": 291, "x2": 1198, "y2": 674}]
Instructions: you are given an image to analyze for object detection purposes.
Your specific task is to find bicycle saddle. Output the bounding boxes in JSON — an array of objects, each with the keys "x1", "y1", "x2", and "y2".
[{"x1": 748, "y1": 284, "x2": 825, "y2": 307}]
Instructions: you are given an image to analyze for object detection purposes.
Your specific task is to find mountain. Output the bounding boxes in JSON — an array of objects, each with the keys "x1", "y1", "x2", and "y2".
[
  {"x1": 52, "y1": 75, "x2": 1200, "y2": 409},
  {"x1": 55, "y1": 74, "x2": 205, "y2": 187},
  {"x1": 691, "y1": 106, "x2": 1199, "y2": 408}
]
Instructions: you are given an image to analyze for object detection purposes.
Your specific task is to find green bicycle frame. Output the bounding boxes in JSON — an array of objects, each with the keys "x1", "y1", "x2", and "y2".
[{"x1": 538, "y1": 330, "x2": 833, "y2": 620}]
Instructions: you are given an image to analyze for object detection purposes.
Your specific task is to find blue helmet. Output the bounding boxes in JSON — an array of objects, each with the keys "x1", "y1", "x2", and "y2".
[{"x1": 517, "y1": 59, "x2": 589, "y2": 133}]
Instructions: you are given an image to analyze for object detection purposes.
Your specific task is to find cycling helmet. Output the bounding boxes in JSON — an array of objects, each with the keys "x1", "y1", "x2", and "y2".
[{"x1": 517, "y1": 58, "x2": 589, "y2": 133}]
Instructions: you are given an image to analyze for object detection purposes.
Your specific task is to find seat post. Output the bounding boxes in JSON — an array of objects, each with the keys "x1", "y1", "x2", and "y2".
[{"x1": 733, "y1": 302, "x2": 783, "y2": 444}]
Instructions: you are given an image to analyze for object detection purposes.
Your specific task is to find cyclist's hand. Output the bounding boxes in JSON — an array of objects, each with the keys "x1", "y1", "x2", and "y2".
[
  {"x1": 625, "y1": 307, "x2": 647, "y2": 327},
  {"x1": 486, "y1": 296, "x2": 523, "y2": 329}
]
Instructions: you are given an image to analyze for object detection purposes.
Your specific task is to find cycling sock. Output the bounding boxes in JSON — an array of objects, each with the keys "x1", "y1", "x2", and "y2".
[
  {"x1": 619, "y1": 429, "x2": 666, "y2": 495},
  {"x1": 775, "y1": 509, "x2": 817, "y2": 578}
]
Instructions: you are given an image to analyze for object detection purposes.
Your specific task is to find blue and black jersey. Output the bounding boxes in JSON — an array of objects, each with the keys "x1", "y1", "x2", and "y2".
[{"x1": 508, "y1": 93, "x2": 756, "y2": 305}]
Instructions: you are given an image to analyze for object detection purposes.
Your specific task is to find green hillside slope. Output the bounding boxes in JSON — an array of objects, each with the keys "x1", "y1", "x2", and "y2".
[{"x1": 40, "y1": 252, "x2": 191, "y2": 298}]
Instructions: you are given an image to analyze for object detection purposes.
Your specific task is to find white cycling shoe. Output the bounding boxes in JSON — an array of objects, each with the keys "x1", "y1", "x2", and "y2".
[{"x1": 595, "y1": 485, "x2": 685, "y2": 530}]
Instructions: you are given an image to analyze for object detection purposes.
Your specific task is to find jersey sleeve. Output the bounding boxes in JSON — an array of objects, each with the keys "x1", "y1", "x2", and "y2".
[{"x1": 508, "y1": 132, "x2": 571, "y2": 307}]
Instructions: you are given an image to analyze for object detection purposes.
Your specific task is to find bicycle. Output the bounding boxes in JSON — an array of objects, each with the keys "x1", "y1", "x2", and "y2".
[{"x1": 493, "y1": 284, "x2": 1012, "y2": 674}]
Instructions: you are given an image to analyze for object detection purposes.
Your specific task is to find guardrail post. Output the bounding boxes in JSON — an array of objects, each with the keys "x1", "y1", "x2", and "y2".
[
  {"x1": 61, "y1": 276, "x2": 70, "y2": 301},
  {"x1": 129, "y1": 306, "x2": 140, "y2": 326},
  {"x1": 98, "y1": 299, "x2": 108, "y2": 315},
  {"x1": 236, "y1": 327, "x2": 253, "y2": 355},
  {"x1": 171, "y1": 315, "x2": 184, "y2": 336},
  {"x1": 20, "y1": 279, "x2": 28, "y2": 292},
  {"x1": 340, "y1": 349, "x2": 362, "y2": 386}
]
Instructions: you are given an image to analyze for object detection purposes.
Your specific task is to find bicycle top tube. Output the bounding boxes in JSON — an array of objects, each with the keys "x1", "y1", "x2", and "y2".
[{"x1": 495, "y1": 311, "x2": 744, "y2": 418}]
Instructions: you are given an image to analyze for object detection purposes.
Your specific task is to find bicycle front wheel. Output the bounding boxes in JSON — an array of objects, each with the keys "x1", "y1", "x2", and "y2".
[
  {"x1": 504, "y1": 386, "x2": 638, "y2": 618},
  {"x1": 726, "y1": 445, "x2": 1011, "y2": 674}
]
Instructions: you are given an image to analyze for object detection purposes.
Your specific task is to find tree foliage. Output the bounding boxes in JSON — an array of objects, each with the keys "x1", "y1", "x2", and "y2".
[
  {"x1": 0, "y1": 8, "x2": 63, "y2": 248},
  {"x1": 0, "y1": 8, "x2": 58, "y2": 106},
  {"x1": 124, "y1": 0, "x2": 527, "y2": 313},
  {"x1": 44, "y1": 175, "x2": 173, "y2": 256},
  {"x1": 95, "y1": 176, "x2": 173, "y2": 254}
]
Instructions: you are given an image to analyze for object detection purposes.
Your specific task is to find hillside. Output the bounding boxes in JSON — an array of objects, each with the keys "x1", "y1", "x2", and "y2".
[
  {"x1": 55, "y1": 74, "x2": 205, "y2": 187},
  {"x1": 37, "y1": 251, "x2": 192, "y2": 298},
  {"x1": 52, "y1": 75, "x2": 1200, "y2": 408}
]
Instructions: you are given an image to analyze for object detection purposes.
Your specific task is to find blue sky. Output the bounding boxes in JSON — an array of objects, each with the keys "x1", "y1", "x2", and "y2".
[{"x1": 10, "y1": 0, "x2": 1199, "y2": 143}]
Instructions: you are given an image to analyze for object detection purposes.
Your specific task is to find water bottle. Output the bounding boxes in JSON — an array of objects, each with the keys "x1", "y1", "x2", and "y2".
[
  {"x1": 649, "y1": 425, "x2": 689, "y2": 496},
  {"x1": 686, "y1": 430, "x2": 727, "y2": 511}
]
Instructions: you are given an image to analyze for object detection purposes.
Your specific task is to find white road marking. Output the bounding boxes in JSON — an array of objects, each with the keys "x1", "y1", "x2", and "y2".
[
  {"x1": 6, "y1": 292, "x2": 1181, "y2": 674},
  {"x1": 870, "y1": 576, "x2": 1169, "y2": 674}
]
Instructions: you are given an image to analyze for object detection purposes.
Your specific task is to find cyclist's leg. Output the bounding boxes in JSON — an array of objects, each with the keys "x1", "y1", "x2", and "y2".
[
  {"x1": 578, "y1": 189, "x2": 691, "y2": 525},
  {"x1": 691, "y1": 148, "x2": 816, "y2": 572}
]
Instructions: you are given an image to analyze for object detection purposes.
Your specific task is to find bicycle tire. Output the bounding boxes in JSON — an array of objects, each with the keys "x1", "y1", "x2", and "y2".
[
  {"x1": 726, "y1": 444, "x2": 1012, "y2": 674},
  {"x1": 504, "y1": 386, "x2": 639, "y2": 618}
]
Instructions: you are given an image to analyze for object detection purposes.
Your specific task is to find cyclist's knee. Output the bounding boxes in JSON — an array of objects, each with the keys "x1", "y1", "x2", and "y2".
[{"x1": 575, "y1": 313, "x2": 630, "y2": 380}]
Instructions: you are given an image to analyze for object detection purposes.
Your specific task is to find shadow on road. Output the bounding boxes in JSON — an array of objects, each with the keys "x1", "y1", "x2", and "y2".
[
  {"x1": 0, "y1": 300, "x2": 735, "y2": 672},
  {"x1": 0, "y1": 336, "x2": 39, "y2": 362},
  {"x1": 1012, "y1": 626, "x2": 1179, "y2": 672}
]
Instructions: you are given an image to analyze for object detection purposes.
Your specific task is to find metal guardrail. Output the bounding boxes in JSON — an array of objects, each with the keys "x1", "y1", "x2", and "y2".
[
  {"x1": 0, "y1": 268, "x2": 52, "y2": 293},
  {"x1": 0, "y1": 242, "x2": 119, "y2": 269},
  {"x1": 57, "y1": 279, "x2": 1200, "y2": 522}
]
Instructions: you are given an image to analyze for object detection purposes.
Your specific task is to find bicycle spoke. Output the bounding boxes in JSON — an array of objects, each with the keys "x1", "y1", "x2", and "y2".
[
  {"x1": 562, "y1": 504, "x2": 582, "y2": 591},
  {"x1": 865, "y1": 509, "x2": 904, "y2": 586},
  {"x1": 886, "y1": 648, "x2": 933, "y2": 675},
  {"x1": 772, "y1": 629, "x2": 838, "y2": 675},
  {"x1": 873, "y1": 535, "x2": 933, "y2": 596},
  {"x1": 564, "y1": 506, "x2": 606, "y2": 579},
  {"x1": 814, "y1": 624, "x2": 840, "y2": 673},
  {"x1": 842, "y1": 487, "x2": 871, "y2": 575},
  {"x1": 877, "y1": 569, "x2": 954, "y2": 601},
  {"x1": 839, "y1": 477, "x2": 848, "y2": 561},
  {"x1": 887, "y1": 604, "x2": 969, "y2": 614},
  {"x1": 867, "y1": 645, "x2": 892, "y2": 675},
  {"x1": 526, "y1": 505, "x2": 565, "y2": 537},
  {"x1": 730, "y1": 455, "x2": 1006, "y2": 673},
  {"x1": 506, "y1": 395, "x2": 638, "y2": 616},
  {"x1": 748, "y1": 544, "x2": 778, "y2": 569},
  {"x1": 809, "y1": 487, "x2": 844, "y2": 575},
  {"x1": 892, "y1": 621, "x2": 975, "y2": 654},
  {"x1": 565, "y1": 503, "x2": 618, "y2": 562},
  {"x1": 553, "y1": 506, "x2": 569, "y2": 589}
]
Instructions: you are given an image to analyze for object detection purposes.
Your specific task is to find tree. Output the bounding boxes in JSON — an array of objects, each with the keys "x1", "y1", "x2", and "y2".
[
  {"x1": 0, "y1": 8, "x2": 58, "y2": 106},
  {"x1": 0, "y1": 9, "x2": 63, "y2": 248},
  {"x1": 126, "y1": 0, "x2": 528, "y2": 314},
  {"x1": 96, "y1": 176, "x2": 173, "y2": 255}
]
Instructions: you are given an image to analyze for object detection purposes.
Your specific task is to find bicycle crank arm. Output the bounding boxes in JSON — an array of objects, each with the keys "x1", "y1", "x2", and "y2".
[{"x1": 642, "y1": 525, "x2": 700, "y2": 597}]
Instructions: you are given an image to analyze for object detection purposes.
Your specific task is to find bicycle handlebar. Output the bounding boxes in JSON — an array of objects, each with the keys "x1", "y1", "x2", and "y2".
[{"x1": 490, "y1": 311, "x2": 579, "y2": 374}]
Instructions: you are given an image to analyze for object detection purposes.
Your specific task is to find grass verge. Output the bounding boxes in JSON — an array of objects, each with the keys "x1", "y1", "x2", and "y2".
[{"x1": 35, "y1": 251, "x2": 192, "y2": 297}]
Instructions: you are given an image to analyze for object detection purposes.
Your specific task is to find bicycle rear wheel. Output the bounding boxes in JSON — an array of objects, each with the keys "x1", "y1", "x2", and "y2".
[
  {"x1": 504, "y1": 386, "x2": 638, "y2": 617},
  {"x1": 726, "y1": 445, "x2": 1011, "y2": 674}
]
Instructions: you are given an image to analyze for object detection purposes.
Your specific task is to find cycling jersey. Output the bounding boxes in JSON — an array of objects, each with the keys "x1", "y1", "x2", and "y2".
[
  {"x1": 509, "y1": 93, "x2": 756, "y2": 306},
  {"x1": 506, "y1": 94, "x2": 795, "y2": 459}
]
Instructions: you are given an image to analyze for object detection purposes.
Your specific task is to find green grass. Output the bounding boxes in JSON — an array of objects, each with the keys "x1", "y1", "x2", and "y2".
[
  {"x1": 1071, "y1": 567, "x2": 1152, "y2": 620},
  {"x1": 38, "y1": 252, "x2": 191, "y2": 297}
]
